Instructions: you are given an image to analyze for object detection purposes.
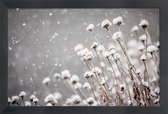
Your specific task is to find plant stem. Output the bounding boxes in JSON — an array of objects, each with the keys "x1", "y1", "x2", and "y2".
[
  {"x1": 87, "y1": 79, "x2": 100, "y2": 105},
  {"x1": 143, "y1": 61, "x2": 149, "y2": 83},
  {"x1": 107, "y1": 57, "x2": 118, "y2": 86},
  {"x1": 115, "y1": 60, "x2": 132, "y2": 102}
]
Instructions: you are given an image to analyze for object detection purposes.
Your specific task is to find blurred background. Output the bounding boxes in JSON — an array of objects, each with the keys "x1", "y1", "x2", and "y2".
[{"x1": 8, "y1": 9, "x2": 159, "y2": 105}]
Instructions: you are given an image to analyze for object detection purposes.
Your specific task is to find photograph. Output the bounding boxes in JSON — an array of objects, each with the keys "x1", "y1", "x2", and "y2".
[{"x1": 8, "y1": 8, "x2": 160, "y2": 106}]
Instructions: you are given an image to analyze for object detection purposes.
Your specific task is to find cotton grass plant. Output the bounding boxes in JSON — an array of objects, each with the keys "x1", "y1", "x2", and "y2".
[{"x1": 8, "y1": 16, "x2": 159, "y2": 106}]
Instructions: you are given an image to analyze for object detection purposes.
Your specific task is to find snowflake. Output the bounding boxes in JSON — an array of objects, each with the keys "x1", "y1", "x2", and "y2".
[
  {"x1": 16, "y1": 8, "x2": 19, "y2": 11},
  {"x1": 22, "y1": 23, "x2": 26, "y2": 26},
  {"x1": 32, "y1": 63, "x2": 36, "y2": 67},
  {"x1": 46, "y1": 55, "x2": 49, "y2": 58},
  {"x1": 59, "y1": 64, "x2": 62, "y2": 67},
  {"x1": 8, "y1": 47, "x2": 12, "y2": 51},
  {"x1": 54, "y1": 63, "x2": 58, "y2": 66},
  {"x1": 49, "y1": 13, "x2": 53, "y2": 16},
  {"x1": 57, "y1": 21, "x2": 60, "y2": 24}
]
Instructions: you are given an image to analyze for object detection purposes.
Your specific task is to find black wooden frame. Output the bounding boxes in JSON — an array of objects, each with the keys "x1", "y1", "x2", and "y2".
[{"x1": 0, "y1": 0, "x2": 168, "y2": 114}]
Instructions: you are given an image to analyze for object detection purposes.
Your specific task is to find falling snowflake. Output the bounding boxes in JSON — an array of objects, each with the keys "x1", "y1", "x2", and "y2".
[
  {"x1": 54, "y1": 63, "x2": 58, "y2": 66},
  {"x1": 57, "y1": 21, "x2": 60, "y2": 24},
  {"x1": 58, "y1": 64, "x2": 62, "y2": 67},
  {"x1": 83, "y1": 22, "x2": 87, "y2": 25},
  {"x1": 16, "y1": 8, "x2": 19, "y2": 11},
  {"x1": 22, "y1": 23, "x2": 26, "y2": 26},
  {"x1": 8, "y1": 47, "x2": 12, "y2": 51},
  {"x1": 49, "y1": 13, "x2": 53, "y2": 16},
  {"x1": 32, "y1": 63, "x2": 36, "y2": 67}
]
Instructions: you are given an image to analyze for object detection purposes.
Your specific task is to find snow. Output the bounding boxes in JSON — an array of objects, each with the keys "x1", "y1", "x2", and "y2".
[
  {"x1": 19, "y1": 91, "x2": 27, "y2": 97},
  {"x1": 57, "y1": 21, "x2": 61, "y2": 24},
  {"x1": 101, "y1": 19, "x2": 112, "y2": 28},
  {"x1": 22, "y1": 23, "x2": 26, "y2": 26},
  {"x1": 16, "y1": 8, "x2": 19, "y2": 11},
  {"x1": 42, "y1": 77, "x2": 51, "y2": 85},
  {"x1": 112, "y1": 31, "x2": 122, "y2": 40},
  {"x1": 131, "y1": 25, "x2": 139, "y2": 32},
  {"x1": 86, "y1": 24, "x2": 94, "y2": 32},
  {"x1": 61, "y1": 69, "x2": 71, "y2": 80},
  {"x1": 8, "y1": 47, "x2": 12, "y2": 51},
  {"x1": 112, "y1": 16, "x2": 123, "y2": 25},
  {"x1": 139, "y1": 19, "x2": 149, "y2": 28},
  {"x1": 49, "y1": 13, "x2": 53, "y2": 16},
  {"x1": 147, "y1": 45, "x2": 158, "y2": 53},
  {"x1": 140, "y1": 54, "x2": 146, "y2": 61}
]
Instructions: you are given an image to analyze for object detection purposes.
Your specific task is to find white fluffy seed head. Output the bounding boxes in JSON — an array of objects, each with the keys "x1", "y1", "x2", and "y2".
[
  {"x1": 11, "y1": 96, "x2": 19, "y2": 102},
  {"x1": 42, "y1": 77, "x2": 51, "y2": 85},
  {"x1": 46, "y1": 103, "x2": 53, "y2": 106},
  {"x1": 25, "y1": 101, "x2": 31, "y2": 106},
  {"x1": 30, "y1": 94, "x2": 36, "y2": 101},
  {"x1": 86, "y1": 97, "x2": 95, "y2": 105},
  {"x1": 96, "y1": 45, "x2": 105, "y2": 52},
  {"x1": 83, "y1": 82, "x2": 91, "y2": 90},
  {"x1": 156, "y1": 41, "x2": 160, "y2": 48},
  {"x1": 131, "y1": 25, "x2": 139, "y2": 32},
  {"x1": 153, "y1": 97, "x2": 160, "y2": 104},
  {"x1": 147, "y1": 45, "x2": 158, "y2": 54},
  {"x1": 138, "y1": 45, "x2": 145, "y2": 51},
  {"x1": 135, "y1": 69, "x2": 141, "y2": 75},
  {"x1": 33, "y1": 98, "x2": 39, "y2": 103},
  {"x1": 108, "y1": 45, "x2": 116, "y2": 51},
  {"x1": 86, "y1": 24, "x2": 94, "y2": 32},
  {"x1": 53, "y1": 73, "x2": 61, "y2": 80},
  {"x1": 142, "y1": 81, "x2": 149, "y2": 87},
  {"x1": 109, "y1": 49, "x2": 116, "y2": 55},
  {"x1": 79, "y1": 48, "x2": 89, "y2": 57},
  {"x1": 119, "y1": 84, "x2": 125, "y2": 91},
  {"x1": 139, "y1": 34, "x2": 147, "y2": 42},
  {"x1": 53, "y1": 92, "x2": 62, "y2": 100},
  {"x1": 101, "y1": 79, "x2": 106, "y2": 85},
  {"x1": 70, "y1": 75, "x2": 79, "y2": 85},
  {"x1": 83, "y1": 51, "x2": 94, "y2": 61},
  {"x1": 82, "y1": 99, "x2": 88, "y2": 105},
  {"x1": 113, "y1": 53, "x2": 120, "y2": 61},
  {"x1": 65, "y1": 98, "x2": 73, "y2": 105},
  {"x1": 150, "y1": 90, "x2": 157, "y2": 97},
  {"x1": 154, "y1": 87, "x2": 160, "y2": 94},
  {"x1": 84, "y1": 71, "x2": 94, "y2": 79},
  {"x1": 92, "y1": 67, "x2": 102, "y2": 75},
  {"x1": 101, "y1": 19, "x2": 112, "y2": 29},
  {"x1": 74, "y1": 44, "x2": 83, "y2": 52},
  {"x1": 44, "y1": 94, "x2": 58, "y2": 104},
  {"x1": 91, "y1": 42, "x2": 99, "y2": 49},
  {"x1": 139, "y1": 19, "x2": 149, "y2": 29},
  {"x1": 61, "y1": 69, "x2": 71, "y2": 80},
  {"x1": 8, "y1": 97, "x2": 12, "y2": 103},
  {"x1": 112, "y1": 16, "x2": 123, "y2": 26},
  {"x1": 112, "y1": 31, "x2": 122, "y2": 40},
  {"x1": 102, "y1": 51, "x2": 111, "y2": 58},
  {"x1": 74, "y1": 82, "x2": 82, "y2": 89},
  {"x1": 140, "y1": 54, "x2": 146, "y2": 61},
  {"x1": 71, "y1": 95, "x2": 81, "y2": 104},
  {"x1": 19, "y1": 91, "x2": 27, "y2": 97}
]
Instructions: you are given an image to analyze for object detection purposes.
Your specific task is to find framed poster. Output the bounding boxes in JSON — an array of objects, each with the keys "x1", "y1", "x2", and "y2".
[{"x1": 0, "y1": 0, "x2": 168, "y2": 114}]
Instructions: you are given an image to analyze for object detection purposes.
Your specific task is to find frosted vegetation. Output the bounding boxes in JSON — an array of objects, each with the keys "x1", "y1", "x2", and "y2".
[{"x1": 8, "y1": 9, "x2": 159, "y2": 106}]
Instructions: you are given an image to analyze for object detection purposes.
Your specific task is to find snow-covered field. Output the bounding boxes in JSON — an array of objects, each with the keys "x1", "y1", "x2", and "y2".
[{"x1": 8, "y1": 9, "x2": 159, "y2": 106}]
